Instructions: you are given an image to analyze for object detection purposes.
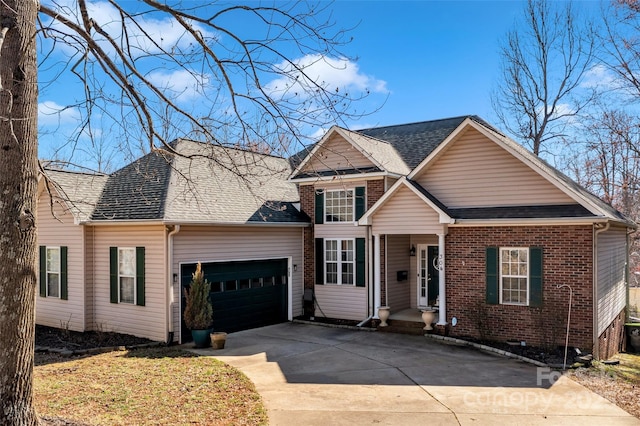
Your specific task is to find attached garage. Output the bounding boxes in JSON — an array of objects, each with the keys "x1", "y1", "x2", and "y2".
[{"x1": 181, "y1": 258, "x2": 289, "y2": 340}]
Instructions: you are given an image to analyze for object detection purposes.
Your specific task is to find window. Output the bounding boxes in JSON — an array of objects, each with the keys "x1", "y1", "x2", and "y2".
[
  {"x1": 325, "y1": 239, "x2": 354, "y2": 285},
  {"x1": 118, "y1": 248, "x2": 136, "y2": 304},
  {"x1": 110, "y1": 246, "x2": 145, "y2": 306},
  {"x1": 500, "y1": 248, "x2": 528, "y2": 305},
  {"x1": 325, "y1": 190, "x2": 354, "y2": 222},
  {"x1": 46, "y1": 247, "x2": 60, "y2": 298},
  {"x1": 39, "y1": 246, "x2": 67, "y2": 299}
]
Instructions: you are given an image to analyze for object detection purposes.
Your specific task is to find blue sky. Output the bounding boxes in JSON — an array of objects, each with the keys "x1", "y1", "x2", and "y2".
[
  {"x1": 38, "y1": 0, "x2": 602, "y2": 168},
  {"x1": 326, "y1": 0, "x2": 525, "y2": 128}
]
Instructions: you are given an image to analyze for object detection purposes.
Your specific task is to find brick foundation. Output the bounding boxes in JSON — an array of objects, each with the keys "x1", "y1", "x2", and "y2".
[{"x1": 445, "y1": 225, "x2": 594, "y2": 352}]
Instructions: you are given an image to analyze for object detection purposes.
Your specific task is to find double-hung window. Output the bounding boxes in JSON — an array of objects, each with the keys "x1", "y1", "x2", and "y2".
[
  {"x1": 39, "y1": 245, "x2": 67, "y2": 300},
  {"x1": 325, "y1": 239, "x2": 355, "y2": 285},
  {"x1": 118, "y1": 248, "x2": 137, "y2": 304},
  {"x1": 46, "y1": 247, "x2": 61, "y2": 298},
  {"x1": 500, "y1": 247, "x2": 529, "y2": 305},
  {"x1": 110, "y1": 246, "x2": 145, "y2": 306},
  {"x1": 325, "y1": 190, "x2": 354, "y2": 222}
]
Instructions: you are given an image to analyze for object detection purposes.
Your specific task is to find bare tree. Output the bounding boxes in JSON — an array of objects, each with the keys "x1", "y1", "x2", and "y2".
[
  {"x1": 566, "y1": 108, "x2": 640, "y2": 284},
  {"x1": 492, "y1": 0, "x2": 596, "y2": 155},
  {"x1": 1, "y1": 1, "x2": 376, "y2": 424}
]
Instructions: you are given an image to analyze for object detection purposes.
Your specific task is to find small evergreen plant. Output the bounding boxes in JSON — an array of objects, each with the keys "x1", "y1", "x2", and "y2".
[{"x1": 183, "y1": 263, "x2": 213, "y2": 330}]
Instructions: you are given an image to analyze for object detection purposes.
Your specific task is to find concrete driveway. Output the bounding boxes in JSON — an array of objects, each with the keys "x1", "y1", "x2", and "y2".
[{"x1": 190, "y1": 322, "x2": 639, "y2": 425}]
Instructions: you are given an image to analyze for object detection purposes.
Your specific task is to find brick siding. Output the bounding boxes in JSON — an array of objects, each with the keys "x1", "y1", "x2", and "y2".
[{"x1": 445, "y1": 225, "x2": 595, "y2": 352}]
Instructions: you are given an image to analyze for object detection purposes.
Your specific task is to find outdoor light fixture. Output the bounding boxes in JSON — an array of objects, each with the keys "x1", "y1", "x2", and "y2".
[{"x1": 410, "y1": 245, "x2": 416, "y2": 257}]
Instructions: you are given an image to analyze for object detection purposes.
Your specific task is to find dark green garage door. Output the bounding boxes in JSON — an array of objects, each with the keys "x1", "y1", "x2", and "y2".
[{"x1": 181, "y1": 259, "x2": 288, "y2": 340}]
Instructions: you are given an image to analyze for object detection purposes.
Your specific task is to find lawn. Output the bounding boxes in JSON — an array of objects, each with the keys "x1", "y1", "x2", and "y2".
[
  {"x1": 568, "y1": 352, "x2": 640, "y2": 418},
  {"x1": 34, "y1": 347, "x2": 268, "y2": 425}
]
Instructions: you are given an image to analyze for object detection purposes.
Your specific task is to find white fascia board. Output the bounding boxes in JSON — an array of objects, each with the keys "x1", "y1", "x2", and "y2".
[
  {"x1": 291, "y1": 171, "x2": 402, "y2": 184},
  {"x1": 161, "y1": 220, "x2": 311, "y2": 227},
  {"x1": 451, "y1": 217, "x2": 611, "y2": 227},
  {"x1": 358, "y1": 177, "x2": 452, "y2": 225},
  {"x1": 289, "y1": 125, "x2": 341, "y2": 179},
  {"x1": 333, "y1": 127, "x2": 386, "y2": 171},
  {"x1": 407, "y1": 117, "x2": 476, "y2": 179}
]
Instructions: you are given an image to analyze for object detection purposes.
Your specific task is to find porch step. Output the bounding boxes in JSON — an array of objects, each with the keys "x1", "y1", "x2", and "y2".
[{"x1": 377, "y1": 319, "x2": 427, "y2": 336}]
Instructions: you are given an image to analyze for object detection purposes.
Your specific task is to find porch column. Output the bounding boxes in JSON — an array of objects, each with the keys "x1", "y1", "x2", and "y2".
[
  {"x1": 373, "y1": 233, "x2": 381, "y2": 318},
  {"x1": 437, "y1": 233, "x2": 447, "y2": 325}
]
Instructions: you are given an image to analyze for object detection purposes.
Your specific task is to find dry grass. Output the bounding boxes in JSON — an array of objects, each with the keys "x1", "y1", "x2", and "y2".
[
  {"x1": 34, "y1": 347, "x2": 267, "y2": 426},
  {"x1": 568, "y1": 352, "x2": 640, "y2": 418}
]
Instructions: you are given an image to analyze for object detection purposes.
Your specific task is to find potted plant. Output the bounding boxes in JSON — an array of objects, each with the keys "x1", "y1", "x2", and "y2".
[{"x1": 183, "y1": 263, "x2": 213, "y2": 348}]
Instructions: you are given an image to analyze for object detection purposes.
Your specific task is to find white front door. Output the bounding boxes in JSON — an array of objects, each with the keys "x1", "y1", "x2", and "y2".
[{"x1": 417, "y1": 244, "x2": 429, "y2": 307}]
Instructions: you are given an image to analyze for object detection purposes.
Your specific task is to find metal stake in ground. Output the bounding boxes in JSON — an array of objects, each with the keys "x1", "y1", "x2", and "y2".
[{"x1": 557, "y1": 284, "x2": 573, "y2": 370}]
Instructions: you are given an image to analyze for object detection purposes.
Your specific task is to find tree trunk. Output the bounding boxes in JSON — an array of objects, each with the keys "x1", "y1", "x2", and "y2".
[{"x1": 0, "y1": 1, "x2": 40, "y2": 425}]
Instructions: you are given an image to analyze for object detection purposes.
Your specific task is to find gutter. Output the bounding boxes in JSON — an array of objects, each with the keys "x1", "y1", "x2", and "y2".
[
  {"x1": 167, "y1": 225, "x2": 181, "y2": 343},
  {"x1": 593, "y1": 221, "x2": 611, "y2": 359},
  {"x1": 452, "y1": 217, "x2": 613, "y2": 227},
  {"x1": 81, "y1": 219, "x2": 311, "y2": 227},
  {"x1": 290, "y1": 172, "x2": 404, "y2": 184}
]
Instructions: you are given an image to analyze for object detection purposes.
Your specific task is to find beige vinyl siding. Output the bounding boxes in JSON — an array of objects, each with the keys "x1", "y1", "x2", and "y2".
[
  {"x1": 371, "y1": 185, "x2": 444, "y2": 235},
  {"x1": 302, "y1": 133, "x2": 375, "y2": 173},
  {"x1": 36, "y1": 189, "x2": 86, "y2": 332},
  {"x1": 315, "y1": 224, "x2": 367, "y2": 238},
  {"x1": 386, "y1": 234, "x2": 411, "y2": 311},
  {"x1": 409, "y1": 235, "x2": 438, "y2": 308},
  {"x1": 314, "y1": 285, "x2": 367, "y2": 320},
  {"x1": 597, "y1": 226, "x2": 627, "y2": 335},
  {"x1": 172, "y1": 225, "x2": 303, "y2": 342},
  {"x1": 84, "y1": 226, "x2": 95, "y2": 330},
  {"x1": 416, "y1": 128, "x2": 575, "y2": 208},
  {"x1": 92, "y1": 225, "x2": 167, "y2": 342}
]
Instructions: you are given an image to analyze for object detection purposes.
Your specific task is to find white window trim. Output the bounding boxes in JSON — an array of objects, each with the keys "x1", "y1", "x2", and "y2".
[
  {"x1": 118, "y1": 247, "x2": 137, "y2": 305},
  {"x1": 324, "y1": 189, "x2": 355, "y2": 223},
  {"x1": 46, "y1": 246, "x2": 61, "y2": 298},
  {"x1": 325, "y1": 238, "x2": 356, "y2": 285},
  {"x1": 499, "y1": 247, "x2": 529, "y2": 306}
]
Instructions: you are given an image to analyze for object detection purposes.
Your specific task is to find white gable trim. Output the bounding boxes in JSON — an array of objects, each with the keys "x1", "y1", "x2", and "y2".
[
  {"x1": 407, "y1": 118, "x2": 619, "y2": 220},
  {"x1": 358, "y1": 177, "x2": 452, "y2": 226},
  {"x1": 290, "y1": 126, "x2": 388, "y2": 180}
]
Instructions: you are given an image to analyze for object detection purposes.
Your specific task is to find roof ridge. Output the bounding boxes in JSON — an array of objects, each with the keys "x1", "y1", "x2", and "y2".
[
  {"x1": 355, "y1": 115, "x2": 476, "y2": 132},
  {"x1": 173, "y1": 138, "x2": 289, "y2": 160},
  {"x1": 43, "y1": 167, "x2": 108, "y2": 177}
]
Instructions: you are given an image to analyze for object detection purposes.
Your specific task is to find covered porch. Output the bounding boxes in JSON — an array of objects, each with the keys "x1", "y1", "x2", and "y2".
[{"x1": 359, "y1": 177, "x2": 453, "y2": 328}]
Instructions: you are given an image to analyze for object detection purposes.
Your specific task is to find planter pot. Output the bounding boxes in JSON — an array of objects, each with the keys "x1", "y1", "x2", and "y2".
[
  {"x1": 211, "y1": 332, "x2": 227, "y2": 349},
  {"x1": 421, "y1": 309, "x2": 436, "y2": 331},
  {"x1": 378, "y1": 306, "x2": 390, "y2": 327},
  {"x1": 191, "y1": 329, "x2": 211, "y2": 348}
]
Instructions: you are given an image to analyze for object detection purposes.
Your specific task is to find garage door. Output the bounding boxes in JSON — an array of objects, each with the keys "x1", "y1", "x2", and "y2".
[{"x1": 181, "y1": 258, "x2": 288, "y2": 340}]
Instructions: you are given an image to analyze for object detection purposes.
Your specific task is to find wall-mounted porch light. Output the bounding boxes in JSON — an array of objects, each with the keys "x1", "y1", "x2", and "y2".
[{"x1": 409, "y1": 245, "x2": 416, "y2": 257}]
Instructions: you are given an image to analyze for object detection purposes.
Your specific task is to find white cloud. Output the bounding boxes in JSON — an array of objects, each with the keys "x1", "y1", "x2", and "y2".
[
  {"x1": 147, "y1": 69, "x2": 211, "y2": 102},
  {"x1": 42, "y1": 0, "x2": 218, "y2": 56},
  {"x1": 38, "y1": 101, "x2": 81, "y2": 126},
  {"x1": 581, "y1": 64, "x2": 619, "y2": 91},
  {"x1": 266, "y1": 54, "x2": 388, "y2": 99}
]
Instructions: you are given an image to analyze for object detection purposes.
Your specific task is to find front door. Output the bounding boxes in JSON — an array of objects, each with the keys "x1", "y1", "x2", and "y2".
[{"x1": 417, "y1": 245, "x2": 439, "y2": 307}]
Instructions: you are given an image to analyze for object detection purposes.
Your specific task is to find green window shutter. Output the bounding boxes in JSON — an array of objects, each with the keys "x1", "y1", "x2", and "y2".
[
  {"x1": 39, "y1": 246, "x2": 46, "y2": 297},
  {"x1": 60, "y1": 246, "x2": 68, "y2": 300},
  {"x1": 355, "y1": 186, "x2": 366, "y2": 220},
  {"x1": 486, "y1": 247, "x2": 499, "y2": 304},
  {"x1": 529, "y1": 247, "x2": 543, "y2": 307},
  {"x1": 315, "y1": 190, "x2": 324, "y2": 224},
  {"x1": 136, "y1": 247, "x2": 145, "y2": 306},
  {"x1": 315, "y1": 238, "x2": 324, "y2": 285},
  {"x1": 355, "y1": 238, "x2": 366, "y2": 287},
  {"x1": 109, "y1": 247, "x2": 118, "y2": 303}
]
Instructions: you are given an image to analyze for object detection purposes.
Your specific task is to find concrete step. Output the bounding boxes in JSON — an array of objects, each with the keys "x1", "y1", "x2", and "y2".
[{"x1": 377, "y1": 319, "x2": 429, "y2": 335}]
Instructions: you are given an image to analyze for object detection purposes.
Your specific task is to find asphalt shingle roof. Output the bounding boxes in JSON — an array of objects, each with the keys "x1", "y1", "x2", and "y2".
[
  {"x1": 43, "y1": 169, "x2": 109, "y2": 222},
  {"x1": 356, "y1": 115, "x2": 485, "y2": 169}
]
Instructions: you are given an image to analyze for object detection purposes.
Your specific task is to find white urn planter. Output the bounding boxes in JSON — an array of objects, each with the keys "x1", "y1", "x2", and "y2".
[
  {"x1": 378, "y1": 306, "x2": 390, "y2": 327},
  {"x1": 421, "y1": 309, "x2": 436, "y2": 331}
]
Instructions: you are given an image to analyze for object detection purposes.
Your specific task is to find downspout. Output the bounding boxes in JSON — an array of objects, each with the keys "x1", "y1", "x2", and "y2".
[
  {"x1": 593, "y1": 222, "x2": 610, "y2": 359},
  {"x1": 167, "y1": 225, "x2": 181, "y2": 343}
]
